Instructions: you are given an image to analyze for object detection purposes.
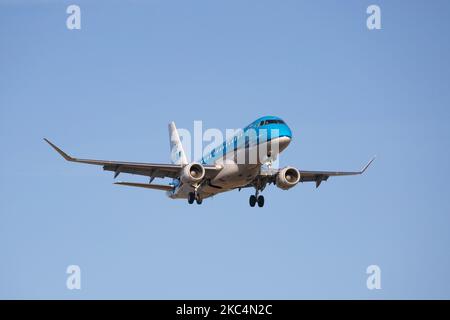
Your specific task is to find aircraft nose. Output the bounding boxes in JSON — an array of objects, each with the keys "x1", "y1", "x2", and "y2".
[
  {"x1": 285, "y1": 125, "x2": 292, "y2": 139},
  {"x1": 278, "y1": 136, "x2": 291, "y2": 152}
]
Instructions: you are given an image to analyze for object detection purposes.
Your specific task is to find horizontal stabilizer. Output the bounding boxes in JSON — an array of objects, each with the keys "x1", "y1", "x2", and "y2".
[{"x1": 114, "y1": 181, "x2": 174, "y2": 191}]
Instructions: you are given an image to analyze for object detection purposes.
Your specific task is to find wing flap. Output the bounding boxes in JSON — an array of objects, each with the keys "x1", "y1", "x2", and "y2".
[{"x1": 102, "y1": 164, "x2": 179, "y2": 178}]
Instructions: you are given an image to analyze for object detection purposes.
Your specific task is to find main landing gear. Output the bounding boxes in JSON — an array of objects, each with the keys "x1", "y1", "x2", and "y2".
[
  {"x1": 249, "y1": 193, "x2": 264, "y2": 208},
  {"x1": 188, "y1": 192, "x2": 202, "y2": 205}
]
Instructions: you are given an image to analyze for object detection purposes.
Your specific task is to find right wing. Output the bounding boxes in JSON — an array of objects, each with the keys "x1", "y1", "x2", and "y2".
[{"x1": 44, "y1": 138, "x2": 220, "y2": 179}]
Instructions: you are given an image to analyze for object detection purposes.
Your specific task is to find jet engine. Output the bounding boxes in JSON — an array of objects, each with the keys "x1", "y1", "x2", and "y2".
[
  {"x1": 180, "y1": 163, "x2": 205, "y2": 184},
  {"x1": 276, "y1": 167, "x2": 300, "y2": 190}
]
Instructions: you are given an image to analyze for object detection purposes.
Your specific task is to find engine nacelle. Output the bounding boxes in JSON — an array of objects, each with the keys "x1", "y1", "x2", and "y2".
[
  {"x1": 180, "y1": 163, "x2": 205, "y2": 184},
  {"x1": 276, "y1": 167, "x2": 300, "y2": 190}
]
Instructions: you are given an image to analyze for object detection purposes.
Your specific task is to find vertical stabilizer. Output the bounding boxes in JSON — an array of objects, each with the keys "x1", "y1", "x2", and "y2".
[{"x1": 168, "y1": 122, "x2": 188, "y2": 165}]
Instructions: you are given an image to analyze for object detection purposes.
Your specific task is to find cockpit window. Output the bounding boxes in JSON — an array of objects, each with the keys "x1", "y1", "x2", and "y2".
[{"x1": 259, "y1": 119, "x2": 285, "y2": 126}]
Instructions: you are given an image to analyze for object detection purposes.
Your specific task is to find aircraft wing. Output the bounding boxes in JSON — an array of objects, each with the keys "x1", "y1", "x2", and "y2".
[
  {"x1": 44, "y1": 139, "x2": 220, "y2": 179},
  {"x1": 297, "y1": 157, "x2": 375, "y2": 187},
  {"x1": 255, "y1": 157, "x2": 375, "y2": 188}
]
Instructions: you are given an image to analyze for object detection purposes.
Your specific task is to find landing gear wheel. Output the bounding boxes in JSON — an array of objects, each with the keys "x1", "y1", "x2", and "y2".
[
  {"x1": 196, "y1": 197, "x2": 203, "y2": 205},
  {"x1": 249, "y1": 195, "x2": 257, "y2": 207},
  {"x1": 188, "y1": 192, "x2": 195, "y2": 204},
  {"x1": 257, "y1": 195, "x2": 265, "y2": 207}
]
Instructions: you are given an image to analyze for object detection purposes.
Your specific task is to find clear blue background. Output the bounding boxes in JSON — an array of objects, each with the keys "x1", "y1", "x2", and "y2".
[{"x1": 1, "y1": 0, "x2": 449, "y2": 299}]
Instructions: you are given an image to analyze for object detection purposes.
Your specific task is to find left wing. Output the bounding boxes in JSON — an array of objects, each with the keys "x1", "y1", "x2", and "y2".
[
  {"x1": 253, "y1": 157, "x2": 375, "y2": 189},
  {"x1": 44, "y1": 138, "x2": 220, "y2": 179},
  {"x1": 297, "y1": 157, "x2": 375, "y2": 187}
]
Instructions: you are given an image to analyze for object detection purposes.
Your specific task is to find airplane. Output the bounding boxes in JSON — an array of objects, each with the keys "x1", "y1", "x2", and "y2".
[{"x1": 44, "y1": 116, "x2": 374, "y2": 207}]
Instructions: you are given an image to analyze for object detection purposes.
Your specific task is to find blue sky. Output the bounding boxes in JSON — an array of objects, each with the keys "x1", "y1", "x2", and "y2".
[{"x1": 1, "y1": 0, "x2": 450, "y2": 299}]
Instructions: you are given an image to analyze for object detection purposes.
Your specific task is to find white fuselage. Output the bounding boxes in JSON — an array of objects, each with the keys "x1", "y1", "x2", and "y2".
[{"x1": 168, "y1": 136, "x2": 291, "y2": 199}]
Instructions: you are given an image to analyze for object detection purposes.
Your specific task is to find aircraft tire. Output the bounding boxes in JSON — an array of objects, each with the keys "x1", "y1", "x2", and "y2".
[
  {"x1": 249, "y1": 195, "x2": 257, "y2": 207},
  {"x1": 188, "y1": 192, "x2": 195, "y2": 204},
  {"x1": 257, "y1": 195, "x2": 265, "y2": 207}
]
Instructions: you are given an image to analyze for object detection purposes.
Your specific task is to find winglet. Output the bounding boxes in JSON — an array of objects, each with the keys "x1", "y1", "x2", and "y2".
[
  {"x1": 360, "y1": 156, "x2": 376, "y2": 174},
  {"x1": 43, "y1": 138, "x2": 74, "y2": 161}
]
